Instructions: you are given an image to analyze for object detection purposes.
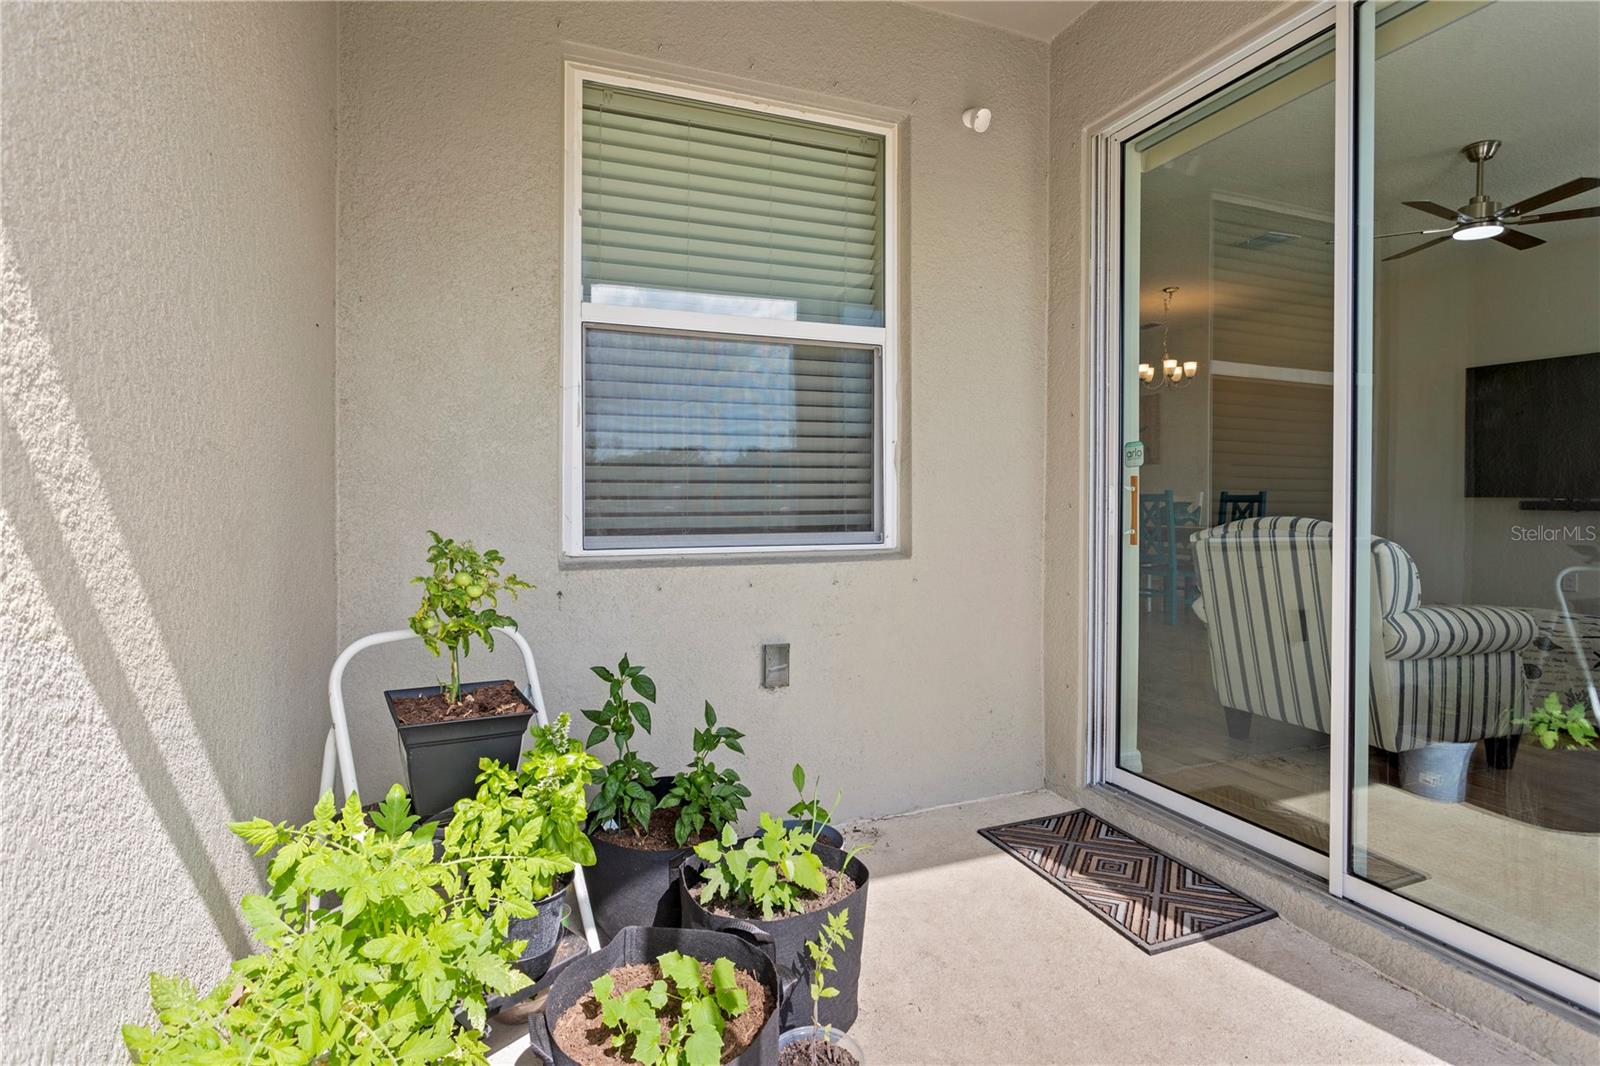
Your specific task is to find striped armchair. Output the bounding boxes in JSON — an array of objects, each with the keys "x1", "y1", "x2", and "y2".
[{"x1": 1189, "y1": 517, "x2": 1537, "y2": 754}]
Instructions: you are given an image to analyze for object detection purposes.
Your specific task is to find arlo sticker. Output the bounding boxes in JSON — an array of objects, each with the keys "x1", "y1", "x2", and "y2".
[{"x1": 1123, "y1": 441, "x2": 1146, "y2": 468}]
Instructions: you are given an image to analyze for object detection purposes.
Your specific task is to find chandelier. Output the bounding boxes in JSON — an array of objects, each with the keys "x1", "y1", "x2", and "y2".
[{"x1": 1139, "y1": 286, "x2": 1199, "y2": 390}]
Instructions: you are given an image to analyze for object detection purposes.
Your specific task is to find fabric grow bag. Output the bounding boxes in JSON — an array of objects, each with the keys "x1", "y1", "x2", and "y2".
[
  {"x1": 584, "y1": 777, "x2": 691, "y2": 944},
  {"x1": 678, "y1": 841, "x2": 868, "y2": 1032},
  {"x1": 525, "y1": 924, "x2": 785, "y2": 1066}
]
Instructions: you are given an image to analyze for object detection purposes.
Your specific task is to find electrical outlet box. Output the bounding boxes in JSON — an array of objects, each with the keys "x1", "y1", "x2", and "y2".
[{"x1": 761, "y1": 643, "x2": 790, "y2": 689}]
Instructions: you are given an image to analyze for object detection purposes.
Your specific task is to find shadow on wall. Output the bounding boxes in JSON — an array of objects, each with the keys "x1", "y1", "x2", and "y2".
[{"x1": 1, "y1": 239, "x2": 252, "y2": 957}]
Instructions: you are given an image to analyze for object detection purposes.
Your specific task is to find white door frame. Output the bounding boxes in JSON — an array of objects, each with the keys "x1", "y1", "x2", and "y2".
[{"x1": 1085, "y1": 0, "x2": 1600, "y2": 1011}]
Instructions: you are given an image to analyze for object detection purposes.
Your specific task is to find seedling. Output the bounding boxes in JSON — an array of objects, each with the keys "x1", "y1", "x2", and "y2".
[
  {"x1": 590, "y1": 950, "x2": 749, "y2": 1066},
  {"x1": 787, "y1": 763, "x2": 839, "y2": 835},
  {"x1": 409, "y1": 531, "x2": 531, "y2": 705},
  {"x1": 802, "y1": 909, "x2": 854, "y2": 1062},
  {"x1": 583, "y1": 655, "x2": 661, "y2": 836},
  {"x1": 659, "y1": 702, "x2": 751, "y2": 846},
  {"x1": 1515, "y1": 693, "x2": 1597, "y2": 750}
]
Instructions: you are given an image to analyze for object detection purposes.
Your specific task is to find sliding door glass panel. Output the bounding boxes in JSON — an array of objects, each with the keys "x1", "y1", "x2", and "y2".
[
  {"x1": 1118, "y1": 31, "x2": 1336, "y2": 849},
  {"x1": 1352, "y1": 0, "x2": 1600, "y2": 979}
]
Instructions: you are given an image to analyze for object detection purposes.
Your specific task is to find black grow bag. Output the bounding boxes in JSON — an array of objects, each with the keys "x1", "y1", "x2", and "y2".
[
  {"x1": 526, "y1": 924, "x2": 786, "y2": 1066},
  {"x1": 584, "y1": 777, "x2": 692, "y2": 945},
  {"x1": 679, "y1": 841, "x2": 868, "y2": 1032},
  {"x1": 384, "y1": 679, "x2": 533, "y2": 821}
]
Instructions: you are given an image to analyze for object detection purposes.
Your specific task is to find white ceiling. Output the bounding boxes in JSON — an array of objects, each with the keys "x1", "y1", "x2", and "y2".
[
  {"x1": 910, "y1": 1, "x2": 1094, "y2": 42},
  {"x1": 1138, "y1": 1, "x2": 1600, "y2": 328}
]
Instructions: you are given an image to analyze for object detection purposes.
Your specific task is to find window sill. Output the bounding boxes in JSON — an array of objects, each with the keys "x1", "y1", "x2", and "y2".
[{"x1": 558, "y1": 542, "x2": 905, "y2": 570}]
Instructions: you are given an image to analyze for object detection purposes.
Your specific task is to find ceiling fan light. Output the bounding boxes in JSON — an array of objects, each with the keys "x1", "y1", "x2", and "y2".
[{"x1": 1452, "y1": 222, "x2": 1504, "y2": 241}]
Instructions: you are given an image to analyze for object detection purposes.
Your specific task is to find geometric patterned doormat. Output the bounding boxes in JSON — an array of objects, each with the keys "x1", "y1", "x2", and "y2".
[{"x1": 979, "y1": 810, "x2": 1275, "y2": 953}]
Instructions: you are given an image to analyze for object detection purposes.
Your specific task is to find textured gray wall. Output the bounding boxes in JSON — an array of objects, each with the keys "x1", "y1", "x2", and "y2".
[
  {"x1": 335, "y1": 2, "x2": 1050, "y2": 821},
  {"x1": 0, "y1": 3, "x2": 336, "y2": 1061}
]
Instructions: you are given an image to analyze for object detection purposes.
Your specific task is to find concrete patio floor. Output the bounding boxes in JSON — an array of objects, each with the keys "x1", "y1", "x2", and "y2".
[{"x1": 488, "y1": 791, "x2": 1542, "y2": 1065}]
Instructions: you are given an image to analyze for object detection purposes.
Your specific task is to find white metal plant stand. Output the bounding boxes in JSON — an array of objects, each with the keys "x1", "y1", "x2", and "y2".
[{"x1": 321, "y1": 626, "x2": 601, "y2": 952}]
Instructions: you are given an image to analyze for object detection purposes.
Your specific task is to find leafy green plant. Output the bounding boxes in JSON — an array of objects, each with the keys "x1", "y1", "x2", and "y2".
[
  {"x1": 583, "y1": 655, "x2": 661, "y2": 836},
  {"x1": 590, "y1": 950, "x2": 749, "y2": 1066},
  {"x1": 693, "y1": 813, "x2": 831, "y2": 920},
  {"x1": 786, "y1": 763, "x2": 839, "y2": 833},
  {"x1": 659, "y1": 702, "x2": 750, "y2": 846},
  {"x1": 410, "y1": 531, "x2": 532, "y2": 704},
  {"x1": 1515, "y1": 693, "x2": 1597, "y2": 750},
  {"x1": 802, "y1": 909, "x2": 854, "y2": 1057},
  {"x1": 444, "y1": 714, "x2": 602, "y2": 926},
  {"x1": 124, "y1": 785, "x2": 531, "y2": 1064}
]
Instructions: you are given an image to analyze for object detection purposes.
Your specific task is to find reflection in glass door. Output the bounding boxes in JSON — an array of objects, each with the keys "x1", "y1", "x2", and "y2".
[
  {"x1": 1117, "y1": 30, "x2": 1337, "y2": 860},
  {"x1": 1350, "y1": 0, "x2": 1600, "y2": 986}
]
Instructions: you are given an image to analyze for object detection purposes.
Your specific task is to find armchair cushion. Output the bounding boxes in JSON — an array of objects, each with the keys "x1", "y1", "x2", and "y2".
[{"x1": 1383, "y1": 604, "x2": 1538, "y2": 661}]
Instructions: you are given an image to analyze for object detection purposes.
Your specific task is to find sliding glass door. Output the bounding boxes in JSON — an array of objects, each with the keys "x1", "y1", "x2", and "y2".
[
  {"x1": 1114, "y1": 23, "x2": 1337, "y2": 868},
  {"x1": 1101, "y1": 0, "x2": 1600, "y2": 1007},
  {"x1": 1346, "y1": 0, "x2": 1600, "y2": 995}
]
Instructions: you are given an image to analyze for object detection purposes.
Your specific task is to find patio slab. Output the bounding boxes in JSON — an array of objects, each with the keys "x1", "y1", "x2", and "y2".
[{"x1": 487, "y1": 790, "x2": 1543, "y2": 1065}]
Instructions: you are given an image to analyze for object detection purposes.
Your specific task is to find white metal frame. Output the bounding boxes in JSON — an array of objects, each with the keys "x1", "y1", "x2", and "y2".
[
  {"x1": 321, "y1": 626, "x2": 601, "y2": 953},
  {"x1": 560, "y1": 61, "x2": 902, "y2": 562},
  {"x1": 1085, "y1": 0, "x2": 1600, "y2": 1012}
]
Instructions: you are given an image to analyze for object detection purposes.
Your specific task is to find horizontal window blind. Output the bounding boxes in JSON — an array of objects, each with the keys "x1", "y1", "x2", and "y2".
[
  {"x1": 1211, "y1": 376, "x2": 1333, "y2": 521},
  {"x1": 1211, "y1": 199, "x2": 1334, "y2": 373},
  {"x1": 582, "y1": 83, "x2": 886, "y2": 327},
  {"x1": 583, "y1": 328, "x2": 878, "y2": 545}
]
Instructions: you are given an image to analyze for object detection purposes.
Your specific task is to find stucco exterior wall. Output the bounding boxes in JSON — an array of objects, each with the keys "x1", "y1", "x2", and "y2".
[
  {"x1": 1043, "y1": 0, "x2": 1289, "y2": 794},
  {"x1": 0, "y1": 4, "x2": 337, "y2": 1061},
  {"x1": 335, "y1": 2, "x2": 1049, "y2": 820}
]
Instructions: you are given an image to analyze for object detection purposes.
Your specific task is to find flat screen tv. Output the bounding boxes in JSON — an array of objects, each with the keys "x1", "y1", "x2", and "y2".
[{"x1": 1465, "y1": 352, "x2": 1600, "y2": 504}]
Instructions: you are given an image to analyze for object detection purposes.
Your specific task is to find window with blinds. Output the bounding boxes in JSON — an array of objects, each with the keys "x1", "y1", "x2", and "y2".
[
  {"x1": 581, "y1": 82, "x2": 886, "y2": 327},
  {"x1": 567, "y1": 71, "x2": 897, "y2": 555}
]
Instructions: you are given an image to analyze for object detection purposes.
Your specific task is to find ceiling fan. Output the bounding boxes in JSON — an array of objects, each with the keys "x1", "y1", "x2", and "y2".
[{"x1": 1382, "y1": 139, "x2": 1600, "y2": 262}]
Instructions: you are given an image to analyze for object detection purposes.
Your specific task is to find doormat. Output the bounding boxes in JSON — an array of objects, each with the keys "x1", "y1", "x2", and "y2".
[{"x1": 979, "y1": 810, "x2": 1274, "y2": 953}]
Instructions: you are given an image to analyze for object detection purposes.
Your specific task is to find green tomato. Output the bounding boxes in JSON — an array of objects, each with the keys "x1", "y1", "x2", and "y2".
[
  {"x1": 466, "y1": 584, "x2": 485, "y2": 598},
  {"x1": 453, "y1": 573, "x2": 473, "y2": 588}
]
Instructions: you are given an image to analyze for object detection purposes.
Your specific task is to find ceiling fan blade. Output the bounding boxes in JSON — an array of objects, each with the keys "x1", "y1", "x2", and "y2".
[
  {"x1": 1403, "y1": 200, "x2": 1465, "y2": 222},
  {"x1": 1503, "y1": 176, "x2": 1600, "y2": 217},
  {"x1": 1512, "y1": 206, "x2": 1600, "y2": 225},
  {"x1": 1375, "y1": 226, "x2": 1457, "y2": 239},
  {"x1": 1492, "y1": 228, "x2": 1545, "y2": 251},
  {"x1": 1383, "y1": 235, "x2": 1452, "y2": 262}
]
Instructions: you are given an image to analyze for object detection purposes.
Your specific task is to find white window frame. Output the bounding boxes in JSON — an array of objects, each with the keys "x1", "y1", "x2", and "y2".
[{"x1": 560, "y1": 61, "x2": 901, "y2": 561}]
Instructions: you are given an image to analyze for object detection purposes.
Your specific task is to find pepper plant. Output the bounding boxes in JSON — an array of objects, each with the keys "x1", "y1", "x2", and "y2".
[
  {"x1": 124, "y1": 785, "x2": 531, "y2": 1064},
  {"x1": 582, "y1": 655, "x2": 661, "y2": 835},
  {"x1": 410, "y1": 531, "x2": 531, "y2": 705},
  {"x1": 659, "y1": 702, "x2": 750, "y2": 846},
  {"x1": 590, "y1": 950, "x2": 748, "y2": 1066},
  {"x1": 443, "y1": 714, "x2": 602, "y2": 926}
]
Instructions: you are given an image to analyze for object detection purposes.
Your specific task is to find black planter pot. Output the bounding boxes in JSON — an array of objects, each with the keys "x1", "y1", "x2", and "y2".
[
  {"x1": 584, "y1": 777, "x2": 691, "y2": 945},
  {"x1": 526, "y1": 924, "x2": 786, "y2": 1066},
  {"x1": 384, "y1": 679, "x2": 533, "y2": 820},
  {"x1": 510, "y1": 875, "x2": 574, "y2": 981},
  {"x1": 679, "y1": 841, "x2": 868, "y2": 1033}
]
